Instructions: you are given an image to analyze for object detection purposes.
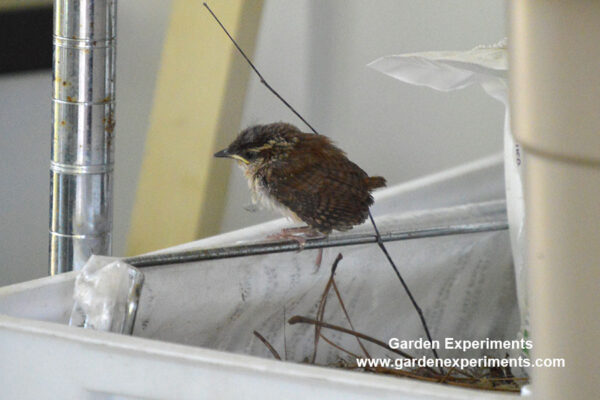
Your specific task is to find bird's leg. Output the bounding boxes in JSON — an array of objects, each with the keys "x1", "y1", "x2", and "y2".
[
  {"x1": 266, "y1": 226, "x2": 326, "y2": 269},
  {"x1": 243, "y1": 203, "x2": 259, "y2": 213},
  {"x1": 267, "y1": 226, "x2": 324, "y2": 248},
  {"x1": 314, "y1": 248, "x2": 324, "y2": 271}
]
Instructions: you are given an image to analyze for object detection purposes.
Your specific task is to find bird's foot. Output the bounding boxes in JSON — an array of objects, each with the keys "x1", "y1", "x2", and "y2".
[
  {"x1": 267, "y1": 226, "x2": 324, "y2": 248},
  {"x1": 267, "y1": 227, "x2": 326, "y2": 269},
  {"x1": 313, "y1": 248, "x2": 324, "y2": 272},
  {"x1": 243, "y1": 203, "x2": 259, "y2": 213}
]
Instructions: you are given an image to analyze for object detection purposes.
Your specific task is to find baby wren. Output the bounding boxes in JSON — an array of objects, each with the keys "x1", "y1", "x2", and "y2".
[{"x1": 214, "y1": 123, "x2": 386, "y2": 235}]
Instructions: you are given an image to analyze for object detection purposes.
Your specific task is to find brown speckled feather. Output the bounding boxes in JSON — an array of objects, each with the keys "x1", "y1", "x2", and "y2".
[{"x1": 259, "y1": 134, "x2": 383, "y2": 233}]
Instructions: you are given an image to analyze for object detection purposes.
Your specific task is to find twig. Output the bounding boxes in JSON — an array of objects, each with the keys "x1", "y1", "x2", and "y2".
[
  {"x1": 442, "y1": 379, "x2": 521, "y2": 392},
  {"x1": 312, "y1": 288, "x2": 329, "y2": 363},
  {"x1": 359, "y1": 365, "x2": 443, "y2": 382},
  {"x1": 358, "y1": 367, "x2": 522, "y2": 393},
  {"x1": 253, "y1": 330, "x2": 282, "y2": 360},
  {"x1": 291, "y1": 318, "x2": 524, "y2": 391},
  {"x1": 439, "y1": 367, "x2": 456, "y2": 384},
  {"x1": 283, "y1": 306, "x2": 288, "y2": 360},
  {"x1": 202, "y1": 3, "x2": 319, "y2": 135},
  {"x1": 312, "y1": 253, "x2": 343, "y2": 363},
  {"x1": 289, "y1": 316, "x2": 416, "y2": 362},
  {"x1": 451, "y1": 376, "x2": 528, "y2": 382},
  {"x1": 367, "y1": 213, "x2": 440, "y2": 363},
  {"x1": 445, "y1": 366, "x2": 475, "y2": 379},
  {"x1": 203, "y1": 1, "x2": 439, "y2": 364},
  {"x1": 331, "y1": 279, "x2": 371, "y2": 359},
  {"x1": 319, "y1": 334, "x2": 362, "y2": 360}
]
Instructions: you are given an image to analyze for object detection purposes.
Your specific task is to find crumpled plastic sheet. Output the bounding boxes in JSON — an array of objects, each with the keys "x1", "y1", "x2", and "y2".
[
  {"x1": 367, "y1": 38, "x2": 508, "y2": 101},
  {"x1": 132, "y1": 199, "x2": 520, "y2": 369},
  {"x1": 368, "y1": 39, "x2": 529, "y2": 354},
  {"x1": 70, "y1": 256, "x2": 143, "y2": 333}
]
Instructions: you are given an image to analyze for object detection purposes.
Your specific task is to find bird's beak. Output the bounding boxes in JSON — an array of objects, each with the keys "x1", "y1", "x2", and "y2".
[
  {"x1": 214, "y1": 148, "x2": 250, "y2": 164},
  {"x1": 214, "y1": 148, "x2": 230, "y2": 158}
]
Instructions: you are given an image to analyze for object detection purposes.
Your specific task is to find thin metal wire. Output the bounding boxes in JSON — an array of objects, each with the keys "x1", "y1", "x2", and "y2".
[{"x1": 125, "y1": 219, "x2": 508, "y2": 268}]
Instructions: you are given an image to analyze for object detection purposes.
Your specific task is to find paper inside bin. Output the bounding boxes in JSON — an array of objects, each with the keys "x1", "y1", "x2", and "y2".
[{"x1": 133, "y1": 200, "x2": 522, "y2": 374}]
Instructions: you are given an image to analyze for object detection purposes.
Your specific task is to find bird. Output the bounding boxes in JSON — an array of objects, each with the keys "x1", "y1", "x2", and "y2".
[{"x1": 214, "y1": 122, "x2": 386, "y2": 241}]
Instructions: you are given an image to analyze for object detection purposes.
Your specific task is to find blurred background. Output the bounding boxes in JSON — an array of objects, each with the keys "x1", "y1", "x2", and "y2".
[{"x1": 0, "y1": 0, "x2": 505, "y2": 286}]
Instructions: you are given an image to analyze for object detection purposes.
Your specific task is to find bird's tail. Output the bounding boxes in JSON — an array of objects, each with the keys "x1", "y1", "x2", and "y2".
[{"x1": 365, "y1": 176, "x2": 387, "y2": 190}]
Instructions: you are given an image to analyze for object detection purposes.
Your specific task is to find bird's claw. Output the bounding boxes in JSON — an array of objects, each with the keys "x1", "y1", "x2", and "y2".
[
  {"x1": 266, "y1": 229, "x2": 309, "y2": 250},
  {"x1": 266, "y1": 227, "x2": 326, "y2": 268}
]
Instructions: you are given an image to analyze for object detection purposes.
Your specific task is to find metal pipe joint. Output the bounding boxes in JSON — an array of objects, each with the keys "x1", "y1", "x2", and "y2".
[{"x1": 50, "y1": 0, "x2": 117, "y2": 274}]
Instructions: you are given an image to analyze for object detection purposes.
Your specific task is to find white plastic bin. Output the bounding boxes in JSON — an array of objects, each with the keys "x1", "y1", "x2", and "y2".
[{"x1": 0, "y1": 155, "x2": 520, "y2": 399}]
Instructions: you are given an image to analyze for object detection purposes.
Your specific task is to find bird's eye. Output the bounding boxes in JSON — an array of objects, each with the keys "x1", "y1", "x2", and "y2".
[{"x1": 241, "y1": 150, "x2": 256, "y2": 162}]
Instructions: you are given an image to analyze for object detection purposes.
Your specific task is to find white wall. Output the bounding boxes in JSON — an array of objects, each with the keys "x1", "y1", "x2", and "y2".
[
  {"x1": 0, "y1": 71, "x2": 51, "y2": 285},
  {"x1": 220, "y1": 0, "x2": 506, "y2": 232},
  {"x1": 1, "y1": 0, "x2": 504, "y2": 286}
]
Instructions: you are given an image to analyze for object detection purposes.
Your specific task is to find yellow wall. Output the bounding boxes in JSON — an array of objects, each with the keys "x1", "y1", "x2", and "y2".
[
  {"x1": 127, "y1": 1, "x2": 263, "y2": 255},
  {"x1": 1, "y1": 1, "x2": 52, "y2": 11}
]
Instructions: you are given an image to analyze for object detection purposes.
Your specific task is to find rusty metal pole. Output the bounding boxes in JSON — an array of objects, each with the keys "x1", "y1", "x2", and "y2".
[{"x1": 50, "y1": 0, "x2": 117, "y2": 274}]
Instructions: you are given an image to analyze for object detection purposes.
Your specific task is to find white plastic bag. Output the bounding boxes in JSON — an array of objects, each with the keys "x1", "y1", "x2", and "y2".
[
  {"x1": 70, "y1": 255, "x2": 144, "y2": 334},
  {"x1": 368, "y1": 39, "x2": 529, "y2": 353}
]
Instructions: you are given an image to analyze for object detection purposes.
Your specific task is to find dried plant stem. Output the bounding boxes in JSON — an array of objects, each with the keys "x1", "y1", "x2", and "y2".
[
  {"x1": 344, "y1": 364, "x2": 440, "y2": 381},
  {"x1": 289, "y1": 315, "x2": 417, "y2": 362},
  {"x1": 452, "y1": 376, "x2": 528, "y2": 382},
  {"x1": 319, "y1": 334, "x2": 362, "y2": 360},
  {"x1": 443, "y1": 379, "x2": 521, "y2": 392},
  {"x1": 361, "y1": 367, "x2": 521, "y2": 393},
  {"x1": 283, "y1": 306, "x2": 288, "y2": 360},
  {"x1": 253, "y1": 330, "x2": 282, "y2": 360},
  {"x1": 312, "y1": 253, "x2": 370, "y2": 363},
  {"x1": 439, "y1": 367, "x2": 456, "y2": 384},
  {"x1": 202, "y1": 3, "x2": 319, "y2": 136},
  {"x1": 331, "y1": 279, "x2": 371, "y2": 359},
  {"x1": 203, "y1": 1, "x2": 439, "y2": 364},
  {"x1": 367, "y1": 213, "x2": 440, "y2": 364},
  {"x1": 312, "y1": 253, "x2": 343, "y2": 363}
]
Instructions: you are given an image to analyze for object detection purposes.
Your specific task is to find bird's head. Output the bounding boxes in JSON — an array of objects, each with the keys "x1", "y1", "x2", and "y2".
[{"x1": 214, "y1": 123, "x2": 301, "y2": 166}]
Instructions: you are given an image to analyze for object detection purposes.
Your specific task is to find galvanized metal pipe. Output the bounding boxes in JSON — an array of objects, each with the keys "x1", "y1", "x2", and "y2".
[
  {"x1": 50, "y1": 0, "x2": 117, "y2": 274},
  {"x1": 125, "y1": 219, "x2": 509, "y2": 268}
]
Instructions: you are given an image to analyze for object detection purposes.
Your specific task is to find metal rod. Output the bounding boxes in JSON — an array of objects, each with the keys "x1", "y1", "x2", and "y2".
[
  {"x1": 49, "y1": 0, "x2": 117, "y2": 274},
  {"x1": 125, "y1": 220, "x2": 508, "y2": 268}
]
